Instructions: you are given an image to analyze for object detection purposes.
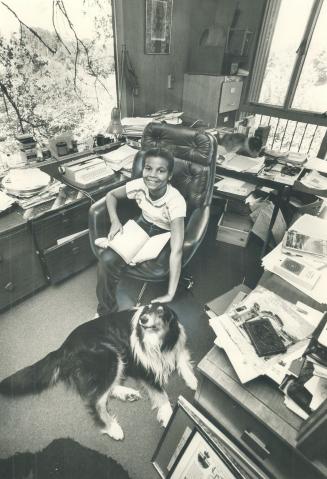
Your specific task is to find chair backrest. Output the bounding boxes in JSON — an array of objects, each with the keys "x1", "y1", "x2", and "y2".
[{"x1": 132, "y1": 122, "x2": 217, "y2": 215}]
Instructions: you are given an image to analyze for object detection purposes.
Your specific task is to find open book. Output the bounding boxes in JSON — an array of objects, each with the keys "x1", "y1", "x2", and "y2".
[{"x1": 95, "y1": 219, "x2": 170, "y2": 265}]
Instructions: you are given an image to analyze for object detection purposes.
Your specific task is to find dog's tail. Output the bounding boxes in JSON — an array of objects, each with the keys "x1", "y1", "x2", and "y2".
[{"x1": 0, "y1": 350, "x2": 61, "y2": 397}]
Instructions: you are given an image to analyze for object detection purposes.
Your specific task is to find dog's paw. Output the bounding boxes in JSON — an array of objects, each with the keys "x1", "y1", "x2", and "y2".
[
  {"x1": 111, "y1": 385, "x2": 141, "y2": 402},
  {"x1": 186, "y1": 375, "x2": 198, "y2": 391},
  {"x1": 126, "y1": 389, "x2": 142, "y2": 402},
  {"x1": 102, "y1": 419, "x2": 124, "y2": 441},
  {"x1": 157, "y1": 402, "x2": 173, "y2": 428}
]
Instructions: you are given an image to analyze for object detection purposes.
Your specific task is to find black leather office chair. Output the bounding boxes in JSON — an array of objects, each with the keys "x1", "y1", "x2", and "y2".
[{"x1": 89, "y1": 122, "x2": 217, "y2": 303}]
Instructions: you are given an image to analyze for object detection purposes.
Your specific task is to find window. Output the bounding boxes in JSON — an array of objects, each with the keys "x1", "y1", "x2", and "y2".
[
  {"x1": 243, "y1": 0, "x2": 327, "y2": 157},
  {"x1": 249, "y1": 0, "x2": 327, "y2": 115},
  {"x1": 0, "y1": 0, "x2": 117, "y2": 162}
]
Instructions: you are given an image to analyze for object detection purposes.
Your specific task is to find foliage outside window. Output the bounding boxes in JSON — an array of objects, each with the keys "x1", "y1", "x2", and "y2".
[
  {"x1": 0, "y1": 0, "x2": 117, "y2": 167},
  {"x1": 245, "y1": 0, "x2": 327, "y2": 156}
]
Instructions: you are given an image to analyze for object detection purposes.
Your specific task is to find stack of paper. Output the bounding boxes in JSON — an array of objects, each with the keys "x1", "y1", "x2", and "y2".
[
  {"x1": 121, "y1": 117, "x2": 152, "y2": 137},
  {"x1": 0, "y1": 190, "x2": 16, "y2": 212},
  {"x1": 214, "y1": 176, "x2": 256, "y2": 198},
  {"x1": 101, "y1": 144, "x2": 138, "y2": 172},
  {"x1": 262, "y1": 214, "x2": 327, "y2": 304},
  {"x1": 220, "y1": 153, "x2": 264, "y2": 174},
  {"x1": 300, "y1": 170, "x2": 327, "y2": 190}
]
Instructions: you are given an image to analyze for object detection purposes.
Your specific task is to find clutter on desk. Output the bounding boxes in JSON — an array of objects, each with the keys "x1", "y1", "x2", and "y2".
[
  {"x1": 258, "y1": 161, "x2": 303, "y2": 185},
  {"x1": 150, "y1": 110, "x2": 183, "y2": 124},
  {"x1": 101, "y1": 144, "x2": 138, "y2": 176},
  {"x1": 214, "y1": 175, "x2": 256, "y2": 199},
  {"x1": 299, "y1": 170, "x2": 327, "y2": 191},
  {"x1": 280, "y1": 313, "x2": 327, "y2": 419},
  {"x1": 0, "y1": 190, "x2": 16, "y2": 213},
  {"x1": 2, "y1": 168, "x2": 51, "y2": 197},
  {"x1": 305, "y1": 157, "x2": 327, "y2": 174},
  {"x1": 264, "y1": 149, "x2": 307, "y2": 166},
  {"x1": 262, "y1": 214, "x2": 327, "y2": 303},
  {"x1": 219, "y1": 152, "x2": 264, "y2": 174},
  {"x1": 121, "y1": 117, "x2": 152, "y2": 137},
  {"x1": 208, "y1": 285, "x2": 317, "y2": 385}
]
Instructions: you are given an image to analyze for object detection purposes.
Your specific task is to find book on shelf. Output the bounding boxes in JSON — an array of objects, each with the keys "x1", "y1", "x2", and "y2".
[{"x1": 95, "y1": 219, "x2": 170, "y2": 265}]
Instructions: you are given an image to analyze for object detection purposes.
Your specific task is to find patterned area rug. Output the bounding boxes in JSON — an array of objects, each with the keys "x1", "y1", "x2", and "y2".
[{"x1": 0, "y1": 438, "x2": 132, "y2": 479}]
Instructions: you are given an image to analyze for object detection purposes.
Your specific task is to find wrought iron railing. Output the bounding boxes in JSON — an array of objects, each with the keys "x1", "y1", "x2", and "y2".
[{"x1": 240, "y1": 113, "x2": 327, "y2": 158}]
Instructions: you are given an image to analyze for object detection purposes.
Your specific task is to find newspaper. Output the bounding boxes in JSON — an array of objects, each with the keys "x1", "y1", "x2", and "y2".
[{"x1": 209, "y1": 286, "x2": 315, "y2": 384}]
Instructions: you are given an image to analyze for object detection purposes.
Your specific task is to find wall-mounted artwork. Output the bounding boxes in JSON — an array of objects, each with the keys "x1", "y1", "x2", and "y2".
[{"x1": 145, "y1": 0, "x2": 173, "y2": 54}]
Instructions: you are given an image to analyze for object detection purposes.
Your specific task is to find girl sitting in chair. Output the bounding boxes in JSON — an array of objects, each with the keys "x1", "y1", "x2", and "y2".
[{"x1": 95, "y1": 147, "x2": 186, "y2": 315}]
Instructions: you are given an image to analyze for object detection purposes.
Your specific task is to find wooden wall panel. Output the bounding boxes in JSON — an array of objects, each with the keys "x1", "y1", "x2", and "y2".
[{"x1": 118, "y1": 0, "x2": 193, "y2": 116}]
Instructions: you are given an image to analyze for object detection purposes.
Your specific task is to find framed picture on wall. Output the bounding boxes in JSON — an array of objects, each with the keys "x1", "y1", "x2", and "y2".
[{"x1": 145, "y1": 0, "x2": 173, "y2": 54}]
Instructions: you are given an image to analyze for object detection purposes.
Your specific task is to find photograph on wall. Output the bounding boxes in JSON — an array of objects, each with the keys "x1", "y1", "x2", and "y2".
[{"x1": 145, "y1": 0, "x2": 173, "y2": 54}]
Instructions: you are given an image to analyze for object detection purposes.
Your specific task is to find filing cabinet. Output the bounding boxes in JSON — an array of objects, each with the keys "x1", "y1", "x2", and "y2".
[
  {"x1": 0, "y1": 224, "x2": 46, "y2": 311},
  {"x1": 182, "y1": 74, "x2": 243, "y2": 128},
  {"x1": 31, "y1": 200, "x2": 95, "y2": 284}
]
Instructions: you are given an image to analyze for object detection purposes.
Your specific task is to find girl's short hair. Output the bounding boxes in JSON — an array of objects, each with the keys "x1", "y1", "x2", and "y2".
[{"x1": 143, "y1": 147, "x2": 174, "y2": 174}]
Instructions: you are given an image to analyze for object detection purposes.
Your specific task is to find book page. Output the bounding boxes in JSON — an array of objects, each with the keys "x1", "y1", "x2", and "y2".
[
  {"x1": 107, "y1": 219, "x2": 149, "y2": 264},
  {"x1": 131, "y1": 231, "x2": 171, "y2": 264}
]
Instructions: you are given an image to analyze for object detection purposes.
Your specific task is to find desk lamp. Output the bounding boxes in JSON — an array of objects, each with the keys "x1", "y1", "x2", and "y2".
[{"x1": 107, "y1": 107, "x2": 123, "y2": 142}]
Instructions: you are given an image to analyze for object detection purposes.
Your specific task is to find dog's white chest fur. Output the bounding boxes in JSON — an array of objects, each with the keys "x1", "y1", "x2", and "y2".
[{"x1": 130, "y1": 309, "x2": 186, "y2": 386}]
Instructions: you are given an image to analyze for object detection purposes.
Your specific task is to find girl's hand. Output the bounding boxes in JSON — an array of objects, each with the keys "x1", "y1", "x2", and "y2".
[
  {"x1": 108, "y1": 220, "x2": 123, "y2": 240},
  {"x1": 151, "y1": 293, "x2": 174, "y2": 304}
]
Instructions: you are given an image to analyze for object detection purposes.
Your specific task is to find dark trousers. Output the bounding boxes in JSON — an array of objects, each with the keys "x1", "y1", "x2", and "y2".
[{"x1": 96, "y1": 215, "x2": 166, "y2": 315}]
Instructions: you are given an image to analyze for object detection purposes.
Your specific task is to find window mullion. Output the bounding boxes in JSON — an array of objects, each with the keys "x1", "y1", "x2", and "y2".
[
  {"x1": 247, "y1": 0, "x2": 281, "y2": 103},
  {"x1": 284, "y1": 0, "x2": 323, "y2": 109}
]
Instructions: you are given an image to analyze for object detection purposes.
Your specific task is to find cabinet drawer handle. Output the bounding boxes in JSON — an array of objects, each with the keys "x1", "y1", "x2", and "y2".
[
  {"x1": 241, "y1": 430, "x2": 270, "y2": 459},
  {"x1": 72, "y1": 246, "x2": 80, "y2": 255},
  {"x1": 4, "y1": 282, "x2": 15, "y2": 292}
]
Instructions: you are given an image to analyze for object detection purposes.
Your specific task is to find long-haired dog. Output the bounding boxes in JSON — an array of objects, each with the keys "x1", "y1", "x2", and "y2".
[{"x1": 0, "y1": 303, "x2": 197, "y2": 440}]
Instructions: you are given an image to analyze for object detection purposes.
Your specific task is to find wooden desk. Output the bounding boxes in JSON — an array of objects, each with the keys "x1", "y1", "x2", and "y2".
[
  {"x1": 195, "y1": 273, "x2": 327, "y2": 479},
  {"x1": 0, "y1": 172, "x2": 126, "y2": 311}
]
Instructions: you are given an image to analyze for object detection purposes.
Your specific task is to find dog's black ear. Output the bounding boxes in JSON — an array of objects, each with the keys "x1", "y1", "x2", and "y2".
[{"x1": 161, "y1": 308, "x2": 180, "y2": 352}]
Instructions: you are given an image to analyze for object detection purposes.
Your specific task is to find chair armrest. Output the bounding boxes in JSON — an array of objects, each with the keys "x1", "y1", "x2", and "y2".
[
  {"x1": 88, "y1": 197, "x2": 110, "y2": 259},
  {"x1": 183, "y1": 206, "x2": 211, "y2": 265}
]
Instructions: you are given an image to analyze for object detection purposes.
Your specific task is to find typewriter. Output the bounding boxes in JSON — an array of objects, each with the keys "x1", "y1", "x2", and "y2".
[{"x1": 61, "y1": 156, "x2": 115, "y2": 189}]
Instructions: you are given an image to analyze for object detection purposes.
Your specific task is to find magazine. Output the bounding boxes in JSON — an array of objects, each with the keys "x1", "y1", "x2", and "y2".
[
  {"x1": 283, "y1": 229, "x2": 327, "y2": 258},
  {"x1": 95, "y1": 219, "x2": 170, "y2": 265}
]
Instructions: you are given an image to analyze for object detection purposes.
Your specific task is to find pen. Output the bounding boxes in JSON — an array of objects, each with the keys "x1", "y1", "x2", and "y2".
[{"x1": 284, "y1": 252, "x2": 303, "y2": 258}]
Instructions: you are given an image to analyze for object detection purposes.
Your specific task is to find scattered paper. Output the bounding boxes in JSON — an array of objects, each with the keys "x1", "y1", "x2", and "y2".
[
  {"x1": 300, "y1": 170, "x2": 327, "y2": 190},
  {"x1": 305, "y1": 157, "x2": 327, "y2": 174},
  {"x1": 262, "y1": 214, "x2": 327, "y2": 303}
]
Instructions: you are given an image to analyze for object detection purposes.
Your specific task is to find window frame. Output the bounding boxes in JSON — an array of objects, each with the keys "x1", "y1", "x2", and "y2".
[{"x1": 242, "y1": 0, "x2": 327, "y2": 128}]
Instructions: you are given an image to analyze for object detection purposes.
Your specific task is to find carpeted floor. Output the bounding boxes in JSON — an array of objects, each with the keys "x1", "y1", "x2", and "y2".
[{"x1": 0, "y1": 214, "x2": 262, "y2": 479}]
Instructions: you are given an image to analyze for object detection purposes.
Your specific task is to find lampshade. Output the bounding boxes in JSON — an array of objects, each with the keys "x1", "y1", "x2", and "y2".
[{"x1": 107, "y1": 107, "x2": 123, "y2": 136}]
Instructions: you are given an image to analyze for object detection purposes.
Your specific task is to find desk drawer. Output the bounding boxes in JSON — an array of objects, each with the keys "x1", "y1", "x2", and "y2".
[
  {"x1": 195, "y1": 375, "x2": 323, "y2": 479},
  {"x1": 216, "y1": 211, "x2": 252, "y2": 247},
  {"x1": 0, "y1": 226, "x2": 46, "y2": 311},
  {"x1": 43, "y1": 230, "x2": 95, "y2": 284},
  {"x1": 32, "y1": 201, "x2": 90, "y2": 250}
]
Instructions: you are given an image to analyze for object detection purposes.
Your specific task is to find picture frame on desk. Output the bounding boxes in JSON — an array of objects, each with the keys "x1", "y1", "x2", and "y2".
[
  {"x1": 151, "y1": 396, "x2": 268, "y2": 479},
  {"x1": 168, "y1": 428, "x2": 243, "y2": 479},
  {"x1": 145, "y1": 0, "x2": 173, "y2": 54}
]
